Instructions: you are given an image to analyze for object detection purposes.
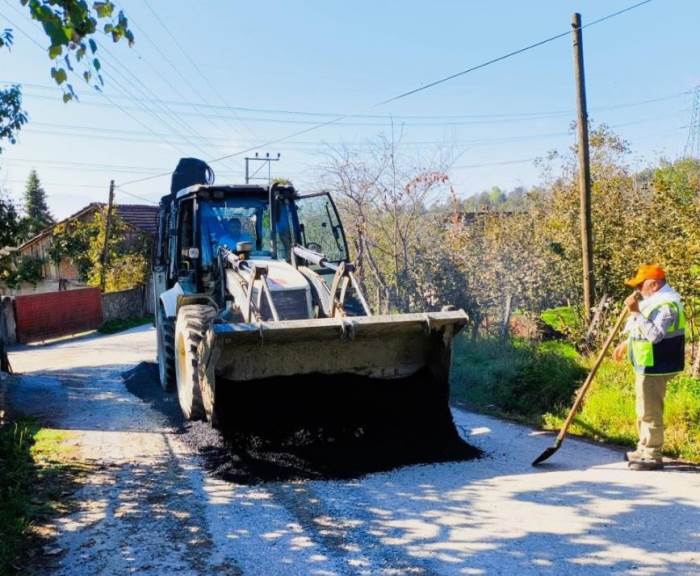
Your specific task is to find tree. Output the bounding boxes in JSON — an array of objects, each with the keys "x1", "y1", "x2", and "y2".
[
  {"x1": 23, "y1": 170, "x2": 54, "y2": 236},
  {"x1": 0, "y1": 192, "x2": 22, "y2": 247},
  {"x1": 0, "y1": 84, "x2": 28, "y2": 155},
  {"x1": 319, "y1": 136, "x2": 454, "y2": 313},
  {"x1": 0, "y1": 1, "x2": 133, "y2": 150},
  {"x1": 0, "y1": 31, "x2": 29, "y2": 152},
  {"x1": 46, "y1": 207, "x2": 151, "y2": 291}
]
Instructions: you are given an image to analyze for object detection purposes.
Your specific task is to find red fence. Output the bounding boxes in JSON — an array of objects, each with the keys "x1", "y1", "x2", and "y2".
[{"x1": 14, "y1": 288, "x2": 103, "y2": 344}]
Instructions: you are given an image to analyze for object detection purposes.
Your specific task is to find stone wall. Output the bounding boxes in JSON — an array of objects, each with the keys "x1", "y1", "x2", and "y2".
[{"x1": 101, "y1": 286, "x2": 146, "y2": 323}]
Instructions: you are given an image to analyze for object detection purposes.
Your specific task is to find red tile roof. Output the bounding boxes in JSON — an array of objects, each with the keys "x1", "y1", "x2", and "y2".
[
  {"x1": 113, "y1": 204, "x2": 159, "y2": 236},
  {"x1": 18, "y1": 203, "x2": 160, "y2": 251}
]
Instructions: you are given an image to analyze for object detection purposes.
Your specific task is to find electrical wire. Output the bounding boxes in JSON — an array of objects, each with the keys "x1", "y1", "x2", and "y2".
[
  {"x1": 0, "y1": 4, "x2": 197, "y2": 161},
  {"x1": 139, "y1": 0, "x2": 255, "y2": 139},
  {"x1": 6, "y1": 80, "x2": 688, "y2": 121},
  {"x1": 377, "y1": 0, "x2": 654, "y2": 106},
  {"x1": 13, "y1": 85, "x2": 689, "y2": 128},
  {"x1": 117, "y1": 0, "x2": 657, "y2": 187}
]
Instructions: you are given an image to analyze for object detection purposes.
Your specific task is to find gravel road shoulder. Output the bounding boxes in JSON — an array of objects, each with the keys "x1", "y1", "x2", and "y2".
[{"x1": 8, "y1": 326, "x2": 700, "y2": 575}]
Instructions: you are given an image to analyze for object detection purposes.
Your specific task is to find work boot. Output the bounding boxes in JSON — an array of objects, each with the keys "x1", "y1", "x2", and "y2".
[
  {"x1": 628, "y1": 458, "x2": 664, "y2": 471},
  {"x1": 625, "y1": 450, "x2": 642, "y2": 462}
]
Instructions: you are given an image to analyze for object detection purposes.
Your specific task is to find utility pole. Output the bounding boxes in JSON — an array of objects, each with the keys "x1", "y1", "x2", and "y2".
[
  {"x1": 100, "y1": 180, "x2": 115, "y2": 292},
  {"x1": 244, "y1": 152, "x2": 281, "y2": 187},
  {"x1": 572, "y1": 12, "x2": 594, "y2": 319},
  {"x1": 684, "y1": 85, "x2": 700, "y2": 158}
]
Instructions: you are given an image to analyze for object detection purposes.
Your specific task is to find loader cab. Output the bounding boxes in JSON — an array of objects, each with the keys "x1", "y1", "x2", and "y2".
[
  {"x1": 291, "y1": 192, "x2": 349, "y2": 264},
  {"x1": 155, "y1": 183, "x2": 351, "y2": 298}
]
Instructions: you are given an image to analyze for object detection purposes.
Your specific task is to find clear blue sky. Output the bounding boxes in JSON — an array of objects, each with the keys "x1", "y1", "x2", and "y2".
[{"x1": 0, "y1": 0, "x2": 698, "y2": 218}]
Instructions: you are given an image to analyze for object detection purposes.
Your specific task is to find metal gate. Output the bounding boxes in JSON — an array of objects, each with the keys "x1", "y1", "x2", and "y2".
[{"x1": 14, "y1": 288, "x2": 103, "y2": 344}]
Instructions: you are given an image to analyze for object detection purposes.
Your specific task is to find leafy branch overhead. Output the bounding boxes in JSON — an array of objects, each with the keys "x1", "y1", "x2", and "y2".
[
  {"x1": 0, "y1": 85, "x2": 28, "y2": 154},
  {"x1": 19, "y1": 0, "x2": 135, "y2": 101}
]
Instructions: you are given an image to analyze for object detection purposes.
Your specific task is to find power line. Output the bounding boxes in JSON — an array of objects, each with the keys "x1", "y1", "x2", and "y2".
[
  {"x1": 3, "y1": 0, "x2": 242, "y2": 166},
  {"x1": 7, "y1": 80, "x2": 689, "y2": 121},
  {"x1": 119, "y1": 1, "x2": 248, "y2": 143},
  {"x1": 114, "y1": 186, "x2": 158, "y2": 205},
  {"x1": 450, "y1": 158, "x2": 537, "y2": 170},
  {"x1": 377, "y1": 0, "x2": 654, "y2": 106},
  {"x1": 117, "y1": 0, "x2": 657, "y2": 187},
  {"x1": 0, "y1": 179, "x2": 107, "y2": 189},
  {"x1": 15, "y1": 106, "x2": 684, "y2": 149},
  {"x1": 3, "y1": 1, "x2": 662, "y2": 187},
  {"x1": 14, "y1": 85, "x2": 689, "y2": 128},
  {"x1": 139, "y1": 0, "x2": 255, "y2": 139},
  {"x1": 0, "y1": 3, "x2": 197, "y2": 161},
  {"x1": 96, "y1": 42, "x2": 242, "y2": 167}
]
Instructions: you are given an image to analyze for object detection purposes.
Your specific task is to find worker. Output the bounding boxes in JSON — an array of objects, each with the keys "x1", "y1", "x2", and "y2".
[{"x1": 613, "y1": 264, "x2": 685, "y2": 471}]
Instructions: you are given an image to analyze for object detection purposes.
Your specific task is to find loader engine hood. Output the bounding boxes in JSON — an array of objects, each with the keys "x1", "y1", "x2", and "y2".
[
  {"x1": 225, "y1": 258, "x2": 313, "y2": 321},
  {"x1": 248, "y1": 258, "x2": 309, "y2": 292}
]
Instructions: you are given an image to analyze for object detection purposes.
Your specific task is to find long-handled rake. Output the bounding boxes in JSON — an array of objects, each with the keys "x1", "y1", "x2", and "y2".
[{"x1": 532, "y1": 301, "x2": 632, "y2": 466}]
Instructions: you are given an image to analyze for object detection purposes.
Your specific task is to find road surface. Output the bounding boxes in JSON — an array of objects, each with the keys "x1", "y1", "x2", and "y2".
[{"x1": 8, "y1": 326, "x2": 700, "y2": 575}]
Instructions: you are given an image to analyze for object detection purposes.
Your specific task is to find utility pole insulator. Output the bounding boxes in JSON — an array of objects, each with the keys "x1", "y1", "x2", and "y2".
[{"x1": 572, "y1": 12, "x2": 594, "y2": 320}]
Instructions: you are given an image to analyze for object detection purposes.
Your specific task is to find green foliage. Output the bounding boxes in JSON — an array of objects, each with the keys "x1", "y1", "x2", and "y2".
[
  {"x1": 0, "y1": 85, "x2": 28, "y2": 154},
  {"x1": 452, "y1": 337, "x2": 700, "y2": 463},
  {"x1": 0, "y1": 2, "x2": 133, "y2": 153},
  {"x1": 461, "y1": 185, "x2": 527, "y2": 212},
  {"x1": 47, "y1": 218, "x2": 92, "y2": 279},
  {"x1": 1, "y1": 255, "x2": 45, "y2": 288},
  {"x1": 85, "y1": 208, "x2": 151, "y2": 291},
  {"x1": 540, "y1": 306, "x2": 578, "y2": 333},
  {"x1": 46, "y1": 207, "x2": 151, "y2": 291},
  {"x1": 0, "y1": 417, "x2": 83, "y2": 574},
  {"x1": 0, "y1": 193, "x2": 22, "y2": 247},
  {"x1": 544, "y1": 359, "x2": 700, "y2": 462},
  {"x1": 23, "y1": 170, "x2": 54, "y2": 236},
  {"x1": 98, "y1": 315, "x2": 152, "y2": 334},
  {"x1": 451, "y1": 336, "x2": 587, "y2": 419},
  {"x1": 19, "y1": 0, "x2": 134, "y2": 101},
  {"x1": 0, "y1": 418, "x2": 38, "y2": 574}
]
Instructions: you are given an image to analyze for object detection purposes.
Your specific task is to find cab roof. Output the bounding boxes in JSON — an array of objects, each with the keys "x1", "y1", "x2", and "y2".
[{"x1": 159, "y1": 183, "x2": 299, "y2": 207}]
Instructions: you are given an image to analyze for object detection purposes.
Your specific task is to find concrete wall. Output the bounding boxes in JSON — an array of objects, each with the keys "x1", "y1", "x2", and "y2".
[
  {"x1": 102, "y1": 286, "x2": 146, "y2": 323},
  {"x1": 0, "y1": 297, "x2": 16, "y2": 346},
  {"x1": 144, "y1": 275, "x2": 155, "y2": 315}
]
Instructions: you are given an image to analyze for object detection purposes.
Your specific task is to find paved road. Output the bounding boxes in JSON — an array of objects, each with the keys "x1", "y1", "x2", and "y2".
[{"x1": 8, "y1": 326, "x2": 700, "y2": 575}]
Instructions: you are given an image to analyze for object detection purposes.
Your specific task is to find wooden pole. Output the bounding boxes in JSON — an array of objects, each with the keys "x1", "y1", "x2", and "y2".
[
  {"x1": 100, "y1": 180, "x2": 115, "y2": 292},
  {"x1": 572, "y1": 12, "x2": 594, "y2": 319}
]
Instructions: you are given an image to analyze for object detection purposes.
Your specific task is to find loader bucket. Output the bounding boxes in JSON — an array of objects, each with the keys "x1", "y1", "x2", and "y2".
[{"x1": 200, "y1": 311, "x2": 468, "y2": 441}]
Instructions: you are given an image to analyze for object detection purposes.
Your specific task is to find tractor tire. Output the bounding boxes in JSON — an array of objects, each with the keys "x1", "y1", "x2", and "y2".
[
  {"x1": 174, "y1": 304, "x2": 217, "y2": 421},
  {"x1": 157, "y1": 308, "x2": 176, "y2": 392}
]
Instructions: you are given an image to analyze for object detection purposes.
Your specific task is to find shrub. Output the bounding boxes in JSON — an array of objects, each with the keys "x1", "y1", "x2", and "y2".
[{"x1": 451, "y1": 336, "x2": 586, "y2": 421}]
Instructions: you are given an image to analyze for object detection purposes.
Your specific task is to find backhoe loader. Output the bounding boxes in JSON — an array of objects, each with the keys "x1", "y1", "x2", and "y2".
[{"x1": 153, "y1": 158, "x2": 468, "y2": 438}]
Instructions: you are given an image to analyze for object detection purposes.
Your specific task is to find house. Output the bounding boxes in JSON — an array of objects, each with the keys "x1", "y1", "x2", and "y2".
[{"x1": 6, "y1": 203, "x2": 158, "y2": 295}]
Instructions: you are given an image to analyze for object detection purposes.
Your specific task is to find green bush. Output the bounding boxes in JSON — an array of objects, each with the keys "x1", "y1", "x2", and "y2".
[
  {"x1": 98, "y1": 315, "x2": 153, "y2": 335},
  {"x1": 0, "y1": 419, "x2": 38, "y2": 574},
  {"x1": 557, "y1": 365, "x2": 700, "y2": 461},
  {"x1": 451, "y1": 336, "x2": 586, "y2": 420},
  {"x1": 452, "y1": 336, "x2": 700, "y2": 462}
]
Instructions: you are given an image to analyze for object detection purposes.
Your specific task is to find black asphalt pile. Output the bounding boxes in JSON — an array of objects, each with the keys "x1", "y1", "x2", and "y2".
[{"x1": 123, "y1": 362, "x2": 480, "y2": 484}]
